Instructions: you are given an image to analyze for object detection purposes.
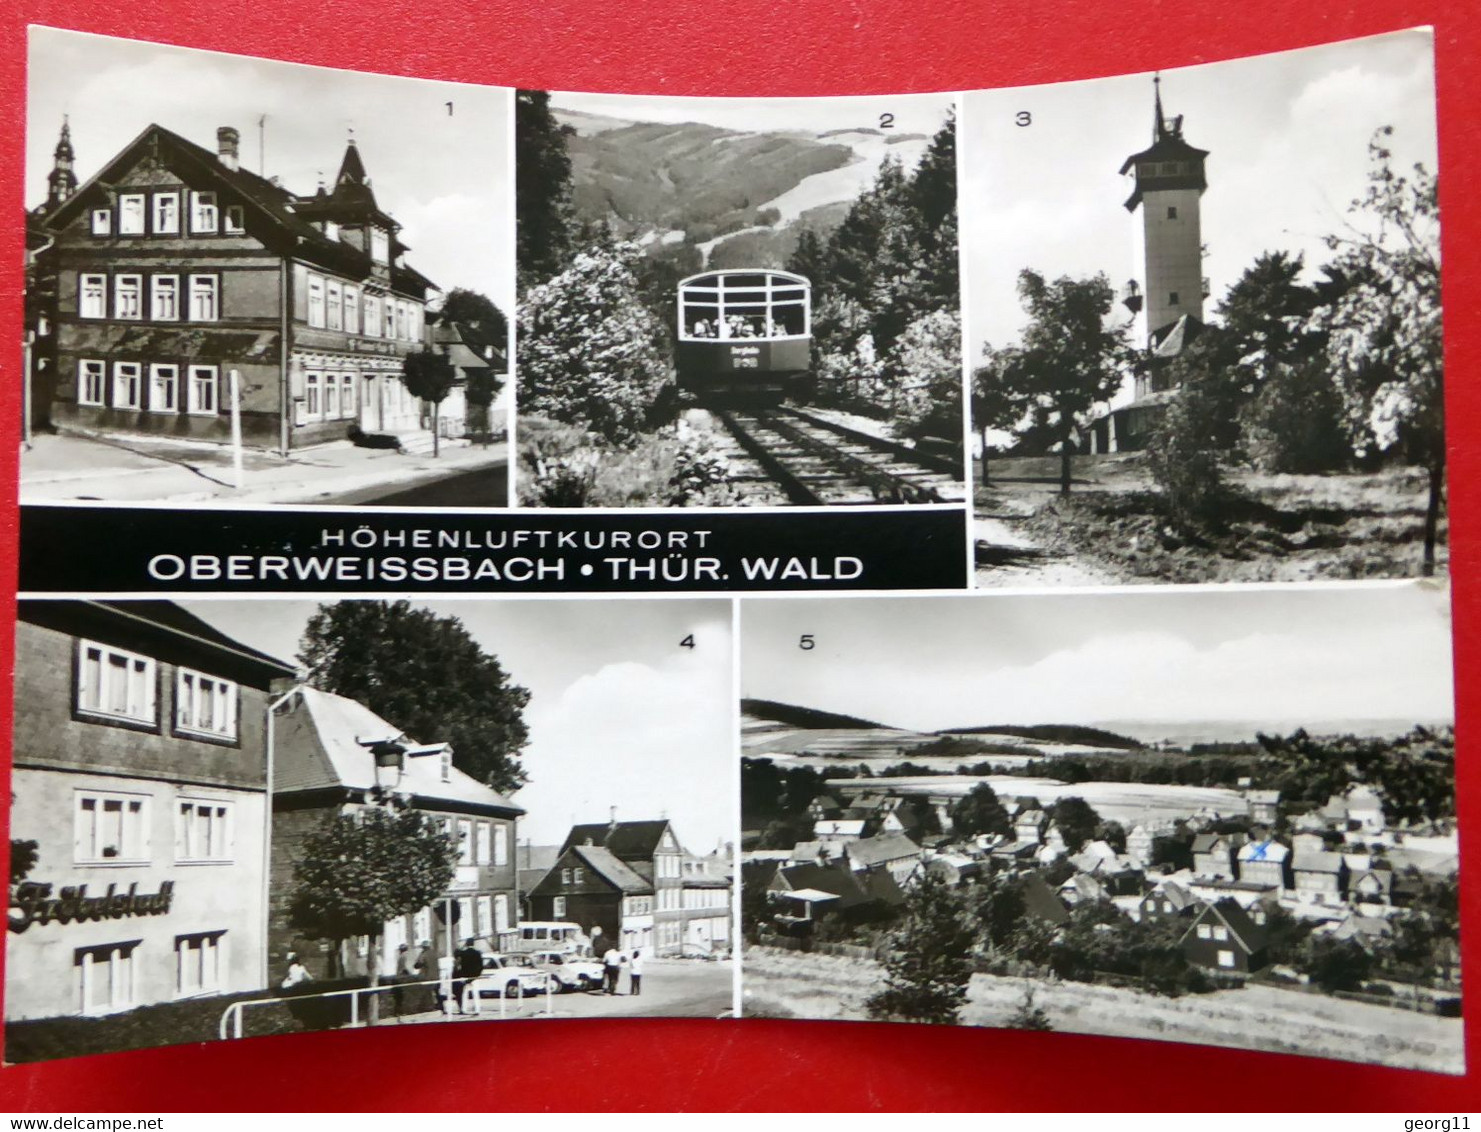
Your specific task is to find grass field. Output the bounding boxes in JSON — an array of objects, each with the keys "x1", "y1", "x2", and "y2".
[
  {"x1": 974, "y1": 455, "x2": 1445, "y2": 587},
  {"x1": 743, "y1": 949, "x2": 1464, "y2": 1073}
]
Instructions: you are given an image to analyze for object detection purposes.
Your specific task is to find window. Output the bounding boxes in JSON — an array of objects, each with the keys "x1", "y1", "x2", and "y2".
[
  {"x1": 552, "y1": 896, "x2": 566, "y2": 918},
  {"x1": 1168, "y1": 291, "x2": 1180, "y2": 305},
  {"x1": 118, "y1": 194, "x2": 145, "y2": 235},
  {"x1": 114, "y1": 275, "x2": 143, "y2": 320},
  {"x1": 1196, "y1": 923, "x2": 1212, "y2": 940},
  {"x1": 384, "y1": 301, "x2": 395, "y2": 340},
  {"x1": 91, "y1": 209, "x2": 112, "y2": 236},
  {"x1": 494, "y1": 896, "x2": 510, "y2": 933},
  {"x1": 112, "y1": 362, "x2": 142, "y2": 410},
  {"x1": 340, "y1": 374, "x2": 357, "y2": 418},
  {"x1": 304, "y1": 372, "x2": 322, "y2": 420},
  {"x1": 307, "y1": 274, "x2": 325, "y2": 328},
  {"x1": 324, "y1": 220, "x2": 340, "y2": 240},
  {"x1": 75, "y1": 790, "x2": 150, "y2": 863},
  {"x1": 327, "y1": 281, "x2": 343, "y2": 331},
  {"x1": 344, "y1": 286, "x2": 360, "y2": 335},
  {"x1": 176, "y1": 669, "x2": 238, "y2": 739},
  {"x1": 153, "y1": 192, "x2": 180, "y2": 234},
  {"x1": 1217, "y1": 949, "x2": 1236, "y2": 969},
  {"x1": 475, "y1": 822, "x2": 491, "y2": 865},
  {"x1": 494, "y1": 825, "x2": 508, "y2": 868},
  {"x1": 172, "y1": 931, "x2": 225, "y2": 997},
  {"x1": 79, "y1": 359, "x2": 105, "y2": 406},
  {"x1": 152, "y1": 275, "x2": 179, "y2": 321},
  {"x1": 1166, "y1": 206, "x2": 1178, "y2": 220},
  {"x1": 176, "y1": 799, "x2": 233, "y2": 861},
  {"x1": 190, "y1": 191, "x2": 218, "y2": 234},
  {"x1": 224, "y1": 205, "x2": 245, "y2": 234},
  {"x1": 573, "y1": 867, "x2": 584, "y2": 885},
  {"x1": 364, "y1": 295, "x2": 381, "y2": 338},
  {"x1": 457, "y1": 819, "x2": 473, "y2": 865},
  {"x1": 439, "y1": 750, "x2": 451, "y2": 782},
  {"x1": 413, "y1": 907, "x2": 432, "y2": 945},
  {"x1": 188, "y1": 365, "x2": 219, "y2": 416},
  {"x1": 371, "y1": 228, "x2": 389, "y2": 264},
  {"x1": 395, "y1": 301, "x2": 407, "y2": 341},
  {"x1": 560, "y1": 868, "x2": 572, "y2": 885},
  {"x1": 148, "y1": 364, "x2": 178, "y2": 414},
  {"x1": 79, "y1": 274, "x2": 107, "y2": 319},
  {"x1": 188, "y1": 275, "x2": 218, "y2": 322},
  {"x1": 476, "y1": 896, "x2": 492, "y2": 936},
  {"x1": 78, "y1": 638, "x2": 155, "y2": 721},
  {"x1": 1212, "y1": 924, "x2": 1229, "y2": 942},
  {"x1": 324, "y1": 374, "x2": 340, "y2": 420},
  {"x1": 78, "y1": 943, "x2": 137, "y2": 1015}
]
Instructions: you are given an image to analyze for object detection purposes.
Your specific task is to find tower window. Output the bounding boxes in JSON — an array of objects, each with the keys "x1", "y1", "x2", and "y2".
[
  {"x1": 1166, "y1": 206, "x2": 1178, "y2": 220},
  {"x1": 1169, "y1": 291, "x2": 1180, "y2": 305}
]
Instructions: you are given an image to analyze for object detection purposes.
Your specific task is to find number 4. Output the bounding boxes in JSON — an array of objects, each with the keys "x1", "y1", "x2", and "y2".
[{"x1": 680, "y1": 634, "x2": 695, "y2": 650}]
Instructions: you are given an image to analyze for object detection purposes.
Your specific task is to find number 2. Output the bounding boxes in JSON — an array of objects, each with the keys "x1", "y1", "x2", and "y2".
[{"x1": 879, "y1": 113, "x2": 895, "y2": 130}]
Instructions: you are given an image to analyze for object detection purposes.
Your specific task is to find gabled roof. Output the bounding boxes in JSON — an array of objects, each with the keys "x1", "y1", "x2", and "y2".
[
  {"x1": 1237, "y1": 840, "x2": 1290, "y2": 864},
  {"x1": 567, "y1": 844, "x2": 652, "y2": 894},
  {"x1": 1191, "y1": 833, "x2": 1229, "y2": 854},
  {"x1": 1143, "y1": 881, "x2": 1199, "y2": 913},
  {"x1": 1294, "y1": 850, "x2": 1345, "y2": 874},
  {"x1": 1184, "y1": 899, "x2": 1268, "y2": 954},
  {"x1": 1246, "y1": 790, "x2": 1282, "y2": 804},
  {"x1": 44, "y1": 123, "x2": 433, "y2": 295},
  {"x1": 1151, "y1": 313, "x2": 1205, "y2": 358},
  {"x1": 272, "y1": 686, "x2": 522, "y2": 814},
  {"x1": 771, "y1": 863, "x2": 868, "y2": 909},
  {"x1": 1020, "y1": 873, "x2": 1069, "y2": 925},
  {"x1": 845, "y1": 833, "x2": 920, "y2": 869},
  {"x1": 560, "y1": 819, "x2": 675, "y2": 860}
]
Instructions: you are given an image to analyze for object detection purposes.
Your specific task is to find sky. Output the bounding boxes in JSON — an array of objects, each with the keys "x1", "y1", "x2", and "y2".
[
  {"x1": 27, "y1": 28, "x2": 514, "y2": 315},
  {"x1": 961, "y1": 29, "x2": 1438, "y2": 384},
  {"x1": 181, "y1": 598, "x2": 734, "y2": 852},
  {"x1": 550, "y1": 90, "x2": 955, "y2": 137},
  {"x1": 742, "y1": 582, "x2": 1454, "y2": 736}
]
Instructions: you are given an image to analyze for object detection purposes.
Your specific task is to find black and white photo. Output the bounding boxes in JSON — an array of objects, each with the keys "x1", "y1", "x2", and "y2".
[
  {"x1": 740, "y1": 584, "x2": 1461, "y2": 1072},
  {"x1": 5, "y1": 596, "x2": 735, "y2": 1062},
  {"x1": 515, "y1": 90, "x2": 966, "y2": 508},
  {"x1": 23, "y1": 29, "x2": 514, "y2": 508},
  {"x1": 964, "y1": 31, "x2": 1444, "y2": 586}
]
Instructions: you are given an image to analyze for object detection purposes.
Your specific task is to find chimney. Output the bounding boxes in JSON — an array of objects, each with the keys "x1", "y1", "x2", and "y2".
[{"x1": 217, "y1": 127, "x2": 240, "y2": 172}]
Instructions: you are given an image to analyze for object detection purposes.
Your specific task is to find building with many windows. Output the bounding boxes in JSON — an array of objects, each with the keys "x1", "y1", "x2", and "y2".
[
  {"x1": 6, "y1": 601, "x2": 296, "y2": 1022},
  {"x1": 267, "y1": 688, "x2": 523, "y2": 980},
  {"x1": 33, "y1": 120, "x2": 436, "y2": 450}
]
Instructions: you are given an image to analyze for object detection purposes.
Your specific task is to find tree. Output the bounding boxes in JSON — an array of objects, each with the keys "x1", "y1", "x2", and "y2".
[
  {"x1": 289, "y1": 807, "x2": 456, "y2": 1024},
  {"x1": 1006, "y1": 983, "x2": 1052, "y2": 1031},
  {"x1": 1146, "y1": 366, "x2": 1235, "y2": 531},
  {"x1": 995, "y1": 271, "x2": 1132, "y2": 494},
  {"x1": 865, "y1": 871, "x2": 976, "y2": 1025},
  {"x1": 950, "y1": 782, "x2": 1012, "y2": 840},
  {"x1": 1310, "y1": 127, "x2": 1445, "y2": 575},
  {"x1": 517, "y1": 242, "x2": 668, "y2": 446},
  {"x1": 9, "y1": 838, "x2": 37, "y2": 886},
  {"x1": 439, "y1": 288, "x2": 509, "y2": 346},
  {"x1": 1049, "y1": 797, "x2": 1100, "y2": 854},
  {"x1": 516, "y1": 90, "x2": 576, "y2": 292},
  {"x1": 299, "y1": 601, "x2": 531, "y2": 794},
  {"x1": 400, "y1": 348, "x2": 457, "y2": 457},
  {"x1": 885, "y1": 308, "x2": 962, "y2": 443},
  {"x1": 972, "y1": 347, "x2": 1024, "y2": 485},
  {"x1": 1298, "y1": 935, "x2": 1374, "y2": 993}
]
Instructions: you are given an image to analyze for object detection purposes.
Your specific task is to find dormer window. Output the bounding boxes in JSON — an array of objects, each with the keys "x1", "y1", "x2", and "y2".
[
  {"x1": 153, "y1": 192, "x2": 180, "y2": 235},
  {"x1": 190, "y1": 191, "x2": 219, "y2": 234},
  {"x1": 370, "y1": 228, "x2": 389, "y2": 265},
  {"x1": 224, "y1": 206, "x2": 246, "y2": 235},
  {"x1": 118, "y1": 195, "x2": 145, "y2": 235},
  {"x1": 91, "y1": 209, "x2": 112, "y2": 236},
  {"x1": 440, "y1": 751, "x2": 451, "y2": 782}
]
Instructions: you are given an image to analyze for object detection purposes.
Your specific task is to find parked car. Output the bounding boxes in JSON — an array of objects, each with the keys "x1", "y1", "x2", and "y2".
[
  {"x1": 525, "y1": 949, "x2": 605, "y2": 991},
  {"x1": 469, "y1": 952, "x2": 549, "y2": 998}
]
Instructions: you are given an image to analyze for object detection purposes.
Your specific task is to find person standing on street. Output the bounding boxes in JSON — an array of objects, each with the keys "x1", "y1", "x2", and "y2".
[
  {"x1": 603, "y1": 945, "x2": 624, "y2": 995},
  {"x1": 453, "y1": 938, "x2": 483, "y2": 1014},
  {"x1": 628, "y1": 949, "x2": 643, "y2": 997}
]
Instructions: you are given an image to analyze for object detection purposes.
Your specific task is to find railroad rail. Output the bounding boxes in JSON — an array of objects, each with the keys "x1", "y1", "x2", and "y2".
[{"x1": 711, "y1": 406, "x2": 965, "y2": 506}]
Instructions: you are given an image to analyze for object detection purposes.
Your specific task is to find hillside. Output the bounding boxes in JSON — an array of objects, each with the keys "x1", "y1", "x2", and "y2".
[
  {"x1": 740, "y1": 698, "x2": 887, "y2": 731},
  {"x1": 943, "y1": 723, "x2": 1144, "y2": 749}
]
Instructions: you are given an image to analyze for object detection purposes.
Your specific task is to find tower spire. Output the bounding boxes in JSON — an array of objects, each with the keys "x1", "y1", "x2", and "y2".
[
  {"x1": 46, "y1": 115, "x2": 78, "y2": 212},
  {"x1": 1152, "y1": 73, "x2": 1164, "y2": 143}
]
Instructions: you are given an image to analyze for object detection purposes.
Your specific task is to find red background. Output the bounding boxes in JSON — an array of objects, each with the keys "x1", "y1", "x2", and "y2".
[{"x1": 0, "y1": 0, "x2": 1477, "y2": 1112}]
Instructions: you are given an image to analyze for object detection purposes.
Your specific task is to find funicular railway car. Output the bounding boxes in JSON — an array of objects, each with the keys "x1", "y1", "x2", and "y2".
[{"x1": 676, "y1": 269, "x2": 811, "y2": 401}]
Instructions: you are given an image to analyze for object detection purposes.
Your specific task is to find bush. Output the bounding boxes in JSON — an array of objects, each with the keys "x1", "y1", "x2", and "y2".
[
  {"x1": 1147, "y1": 373, "x2": 1236, "y2": 531},
  {"x1": 1240, "y1": 361, "x2": 1350, "y2": 473}
]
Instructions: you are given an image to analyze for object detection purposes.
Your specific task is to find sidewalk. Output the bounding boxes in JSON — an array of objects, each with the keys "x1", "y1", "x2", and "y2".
[{"x1": 19, "y1": 430, "x2": 509, "y2": 506}]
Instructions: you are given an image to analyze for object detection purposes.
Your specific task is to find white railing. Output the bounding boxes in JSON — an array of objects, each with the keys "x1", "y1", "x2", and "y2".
[{"x1": 218, "y1": 973, "x2": 554, "y2": 1040}]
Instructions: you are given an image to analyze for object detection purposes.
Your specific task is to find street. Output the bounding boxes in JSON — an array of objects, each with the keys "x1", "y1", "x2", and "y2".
[
  {"x1": 326, "y1": 459, "x2": 508, "y2": 507},
  {"x1": 395, "y1": 959, "x2": 734, "y2": 1027}
]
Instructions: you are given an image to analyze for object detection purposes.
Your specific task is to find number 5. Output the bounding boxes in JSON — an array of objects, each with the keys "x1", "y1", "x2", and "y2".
[{"x1": 799, "y1": 634, "x2": 815, "y2": 651}]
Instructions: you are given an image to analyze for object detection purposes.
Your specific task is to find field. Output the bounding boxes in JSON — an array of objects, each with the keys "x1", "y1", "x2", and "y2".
[
  {"x1": 974, "y1": 455, "x2": 1445, "y2": 588},
  {"x1": 743, "y1": 949, "x2": 1464, "y2": 1073}
]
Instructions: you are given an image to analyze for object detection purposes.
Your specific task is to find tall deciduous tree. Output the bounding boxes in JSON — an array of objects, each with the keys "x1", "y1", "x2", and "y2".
[
  {"x1": 1048, "y1": 796, "x2": 1101, "y2": 854},
  {"x1": 516, "y1": 90, "x2": 577, "y2": 292},
  {"x1": 1311, "y1": 127, "x2": 1445, "y2": 574},
  {"x1": 950, "y1": 782, "x2": 1012, "y2": 839},
  {"x1": 865, "y1": 871, "x2": 976, "y2": 1025},
  {"x1": 995, "y1": 271, "x2": 1132, "y2": 494},
  {"x1": 517, "y1": 242, "x2": 669, "y2": 446},
  {"x1": 400, "y1": 348, "x2": 457, "y2": 457},
  {"x1": 299, "y1": 601, "x2": 531, "y2": 794},
  {"x1": 289, "y1": 807, "x2": 456, "y2": 1024}
]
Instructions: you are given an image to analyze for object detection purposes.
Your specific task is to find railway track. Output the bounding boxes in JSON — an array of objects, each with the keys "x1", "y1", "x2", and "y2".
[{"x1": 710, "y1": 405, "x2": 966, "y2": 506}]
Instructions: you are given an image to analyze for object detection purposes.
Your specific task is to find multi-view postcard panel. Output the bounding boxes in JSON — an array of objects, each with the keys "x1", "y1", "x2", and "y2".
[
  {"x1": 963, "y1": 30, "x2": 1443, "y2": 588},
  {"x1": 514, "y1": 89, "x2": 966, "y2": 509},
  {"x1": 7, "y1": 597, "x2": 735, "y2": 1060},
  {"x1": 739, "y1": 584, "x2": 1461, "y2": 1072},
  {"x1": 8, "y1": 23, "x2": 1465, "y2": 1077}
]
